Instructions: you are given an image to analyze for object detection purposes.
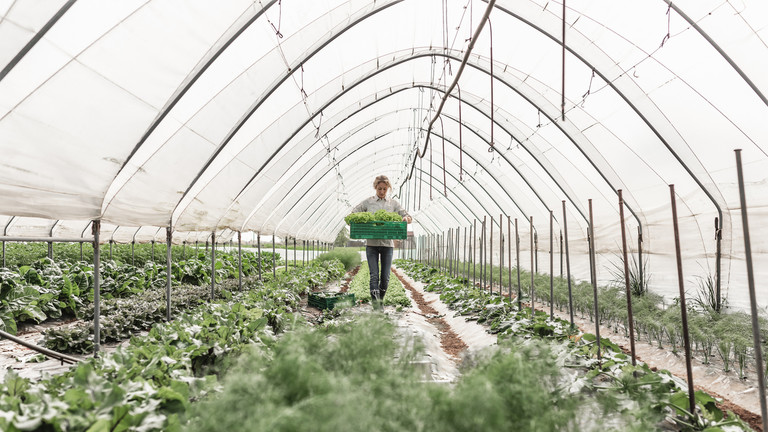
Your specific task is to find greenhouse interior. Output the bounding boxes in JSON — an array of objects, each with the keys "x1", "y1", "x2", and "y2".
[{"x1": 1, "y1": 0, "x2": 768, "y2": 430}]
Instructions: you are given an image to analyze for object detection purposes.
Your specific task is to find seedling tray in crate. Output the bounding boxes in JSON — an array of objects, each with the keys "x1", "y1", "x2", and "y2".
[
  {"x1": 350, "y1": 221, "x2": 407, "y2": 239},
  {"x1": 308, "y1": 292, "x2": 356, "y2": 310}
]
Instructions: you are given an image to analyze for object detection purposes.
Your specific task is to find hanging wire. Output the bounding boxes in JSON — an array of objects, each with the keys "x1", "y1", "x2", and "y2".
[
  {"x1": 561, "y1": 0, "x2": 566, "y2": 121},
  {"x1": 266, "y1": 0, "x2": 283, "y2": 38},
  {"x1": 457, "y1": 83, "x2": 464, "y2": 181},
  {"x1": 400, "y1": 0, "x2": 497, "y2": 194},
  {"x1": 660, "y1": 3, "x2": 672, "y2": 47},
  {"x1": 439, "y1": 116, "x2": 448, "y2": 197},
  {"x1": 488, "y1": 17, "x2": 495, "y2": 153}
]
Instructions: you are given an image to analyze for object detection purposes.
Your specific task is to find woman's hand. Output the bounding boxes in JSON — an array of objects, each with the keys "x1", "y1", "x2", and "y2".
[{"x1": 402, "y1": 216, "x2": 412, "y2": 223}]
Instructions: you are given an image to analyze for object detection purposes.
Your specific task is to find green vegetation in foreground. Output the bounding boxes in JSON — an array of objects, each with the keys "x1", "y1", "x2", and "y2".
[
  {"x1": 186, "y1": 314, "x2": 589, "y2": 432},
  {"x1": 348, "y1": 261, "x2": 410, "y2": 307},
  {"x1": 396, "y1": 259, "x2": 752, "y2": 432}
]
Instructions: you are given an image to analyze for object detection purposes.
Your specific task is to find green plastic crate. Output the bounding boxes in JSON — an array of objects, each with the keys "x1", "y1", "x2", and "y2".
[
  {"x1": 308, "y1": 292, "x2": 356, "y2": 310},
  {"x1": 350, "y1": 221, "x2": 407, "y2": 239}
]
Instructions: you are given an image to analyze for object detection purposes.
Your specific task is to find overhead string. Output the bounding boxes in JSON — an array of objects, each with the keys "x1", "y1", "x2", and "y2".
[
  {"x1": 267, "y1": 0, "x2": 283, "y2": 38},
  {"x1": 488, "y1": 16, "x2": 495, "y2": 153},
  {"x1": 439, "y1": 116, "x2": 448, "y2": 197},
  {"x1": 561, "y1": 0, "x2": 566, "y2": 121},
  {"x1": 457, "y1": 83, "x2": 464, "y2": 182}
]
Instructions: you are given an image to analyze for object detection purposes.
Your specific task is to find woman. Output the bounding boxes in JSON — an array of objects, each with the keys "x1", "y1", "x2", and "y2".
[{"x1": 350, "y1": 175, "x2": 412, "y2": 309}]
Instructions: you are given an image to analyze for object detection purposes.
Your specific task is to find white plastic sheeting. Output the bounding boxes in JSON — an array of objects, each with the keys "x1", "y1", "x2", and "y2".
[{"x1": 1, "y1": 0, "x2": 767, "y2": 309}]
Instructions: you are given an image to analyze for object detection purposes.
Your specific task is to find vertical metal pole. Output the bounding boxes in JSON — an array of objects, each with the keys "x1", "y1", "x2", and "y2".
[
  {"x1": 534, "y1": 232, "x2": 538, "y2": 274},
  {"x1": 735, "y1": 150, "x2": 768, "y2": 432},
  {"x1": 294, "y1": 238, "x2": 297, "y2": 267},
  {"x1": 285, "y1": 236, "x2": 288, "y2": 271},
  {"x1": 618, "y1": 190, "x2": 637, "y2": 365},
  {"x1": 515, "y1": 218, "x2": 521, "y2": 310},
  {"x1": 80, "y1": 242, "x2": 83, "y2": 262},
  {"x1": 109, "y1": 240, "x2": 113, "y2": 260},
  {"x1": 530, "y1": 216, "x2": 535, "y2": 317},
  {"x1": 473, "y1": 220, "x2": 477, "y2": 286},
  {"x1": 92, "y1": 220, "x2": 101, "y2": 357},
  {"x1": 637, "y1": 226, "x2": 643, "y2": 295},
  {"x1": 448, "y1": 229, "x2": 453, "y2": 275},
  {"x1": 588, "y1": 199, "x2": 601, "y2": 362},
  {"x1": 463, "y1": 227, "x2": 467, "y2": 283},
  {"x1": 166, "y1": 227, "x2": 172, "y2": 321},
  {"x1": 490, "y1": 217, "x2": 494, "y2": 294},
  {"x1": 560, "y1": 231, "x2": 563, "y2": 279},
  {"x1": 670, "y1": 184, "x2": 696, "y2": 416},
  {"x1": 48, "y1": 241, "x2": 52, "y2": 259},
  {"x1": 714, "y1": 217, "x2": 722, "y2": 312},
  {"x1": 131, "y1": 241, "x2": 135, "y2": 266},
  {"x1": 210, "y1": 232, "x2": 216, "y2": 301},
  {"x1": 549, "y1": 210, "x2": 554, "y2": 319},
  {"x1": 238, "y1": 232, "x2": 242, "y2": 291},
  {"x1": 257, "y1": 233, "x2": 262, "y2": 281},
  {"x1": 303, "y1": 240, "x2": 306, "y2": 266},
  {"x1": 272, "y1": 236, "x2": 276, "y2": 278},
  {"x1": 507, "y1": 216, "x2": 512, "y2": 305},
  {"x1": 499, "y1": 214, "x2": 503, "y2": 297},
  {"x1": 563, "y1": 201, "x2": 574, "y2": 328},
  {"x1": 1, "y1": 241, "x2": 4, "y2": 268},
  {"x1": 182, "y1": 241, "x2": 186, "y2": 260},
  {"x1": 151, "y1": 240, "x2": 155, "y2": 263}
]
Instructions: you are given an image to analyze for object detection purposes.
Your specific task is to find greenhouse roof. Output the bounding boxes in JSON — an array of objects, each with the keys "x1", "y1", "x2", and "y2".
[{"x1": 1, "y1": 0, "x2": 767, "y2": 308}]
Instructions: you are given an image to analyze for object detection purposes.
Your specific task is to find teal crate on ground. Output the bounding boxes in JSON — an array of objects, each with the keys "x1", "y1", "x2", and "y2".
[
  {"x1": 308, "y1": 292, "x2": 356, "y2": 310},
  {"x1": 350, "y1": 221, "x2": 407, "y2": 239}
]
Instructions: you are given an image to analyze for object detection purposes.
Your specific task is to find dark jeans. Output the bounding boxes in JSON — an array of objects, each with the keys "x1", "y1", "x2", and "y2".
[{"x1": 366, "y1": 246, "x2": 394, "y2": 302}]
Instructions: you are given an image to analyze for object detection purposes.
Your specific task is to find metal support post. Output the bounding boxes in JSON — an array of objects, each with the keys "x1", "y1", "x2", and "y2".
[
  {"x1": 735, "y1": 150, "x2": 768, "y2": 432},
  {"x1": 563, "y1": 201, "x2": 574, "y2": 328},
  {"x1": 588, "y1": 199, "x2": 601, "y2": 362},
  {"x1": 490, "y1": 218, "x2": 494, "y2": 295},
  {"x1": 285, "y1": 236, "x2": 288, "y2": 271},
  {"x1": 549, "y1": 210, "x2": 554, "y2": 319},
  {"x1": 618, "y1": 190, "x2": 637, "y2": 365},
  {"x1": 507, "y1": 216, "x2": 512, "y2": 304},
  {"x1": 238, "y1": 231, "x2": 242, "y2": 291},
  {"x1": 272, "y1": 236, "x2": 276, "y2": 278},
  {"x1": 515, "y1": 218, "x2": 521, "y2": 310},
  {"x1": 166, "y1": 227, "x2": 172, "y2": 321},
  {"x1": 210, "y1": 232, "x2": 216, "y2": 301},
  {"x1": 499, "y1": 214, "x2": 503, "y2": 296},
  {"x1": 92, "y1": 220, "x2": 101, "y2": 357},
  {"x1": 670, "y1": 184, "x2": 697, "y2": 417},
  {"x1": 530, "y1": 216, "x2": 535, "y2": 317},
  {"x1": 257, "y1": 233, "x2": 262, "y2": 281},
  {"x1": 48, "y1": 241, "x2": 52, "y2": 259}
]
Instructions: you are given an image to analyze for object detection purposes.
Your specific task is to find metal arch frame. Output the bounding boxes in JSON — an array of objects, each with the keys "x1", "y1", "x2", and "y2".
[
  {"x1": 252, "y1": 126, "x2": 515, "y2": 239},
  {"x1": 0, "y1": 0, "x2": 77, "y2": 82},
  {"x1": 242, "y1": 105, "x2": 540, "y2": 235},
  {"x1": 661, "y1": 1, "x2": 766, "y2": 108},
  {"x1": 115, "y1": 0, "x2": 278, "y2": 171},
  {"x1": 489, "y1": 0, "x2": 728, "y2": 275},
  {"x1": 281, "y1": 132, "x2": 515, "y2": 240},
  {"x1": 189, "y1": 50, "x2": 638, "y2": 237},
  {"x1": 281, "y1": 156, "x2": 476, "y2": 238},
  {"x1": 164, "y1": 0, "x2": 405, "y2": 223},
  {"x1": 292, "y1": 152, "x2": 500, "y2": 239},
  {"x1": 231, "y1": 81, "x2": 589, "y2": 238},
  {"x1": 290, "y1": 159, "x2": 486, "y2": 241}
]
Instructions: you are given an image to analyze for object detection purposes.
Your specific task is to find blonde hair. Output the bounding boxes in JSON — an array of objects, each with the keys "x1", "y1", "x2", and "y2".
[{"x1": 373, "y1": 175, "x2": 391, "y2": 190}]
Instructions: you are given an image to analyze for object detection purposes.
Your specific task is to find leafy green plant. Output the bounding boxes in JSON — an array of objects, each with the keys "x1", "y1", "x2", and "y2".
[
  {"x1": 314, "y1": 247, "x2": 361, "y2": 271},
  {"x1": 348, "y1": 262, "x2": 410, "y2": 307},
  {"x1": 344, "y1": 210, "x2": 402, "y2": 225}
]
